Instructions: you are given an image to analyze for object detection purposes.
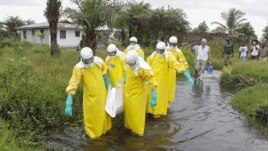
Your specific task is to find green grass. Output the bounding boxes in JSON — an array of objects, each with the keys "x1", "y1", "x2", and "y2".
[
  {"x1": 0, "y1": 41, "x2": 84, "y2": 148},
  {"x1": 0, "y1": 120, "x2": 20, "y2": 151},
  {"x1": 0, "y1": 119, "x2": 35, "y2": 150},
  {"x1": 231, "y1": 84, "x2": 268, "y2": 124},
  {"x1": 232, "y1": 60, "x2": 268, "y2": 82}
]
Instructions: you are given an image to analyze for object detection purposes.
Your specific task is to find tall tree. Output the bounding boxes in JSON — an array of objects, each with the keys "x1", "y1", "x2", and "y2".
[
  {"x1": 44, "y1": 0, "x2": 62, "y2": 56},
  {"x1": 124, "y1": 2, "x2": 152, "y2": 44},
  {"x1": 65, "y1": 0, "x2": 117, "y2": 53},
  {"x1": 124, "y1": 4, "x2": 190, "y2": 45},
  {"x1": 262, "y1": 24, "x2": 268, "y2": 42},
  {"x1": 149, "y1": 7, "x2": 190, "y2": 43},
  {"x1": 193, "y1": 21, "x2": 209, "y2": 33},
  {"x1": 24, "y1": 19, "x2": 36, "y2": 25},
  {"x1": 163, "y1": 8, "x2": 189, "y2": 39},
  {"x1": 4, "y1": 16, "x2": 25, "y2": 40},
  {"x1": 236, "y1": 22, "x2": 257, "y2": 38},
  {"x1": 111, "y1": 7, "x2": 129, "y2": 45},
  {"x1": 149, "y1": 8, "x2": 166, "y2": 41},
  {"x1": 211, "y1": 8, "x2": 247, "y2": 35},
  {"x1": 149, "y1": 8, "x2": 189, "y2": 41}
]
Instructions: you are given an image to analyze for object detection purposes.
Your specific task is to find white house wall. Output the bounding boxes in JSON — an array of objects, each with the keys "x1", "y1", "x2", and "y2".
[
  {"x1": 20, "y1": 29, "x2": 83, "y2": 47},
  {"x1": 57, "y1": 29, "x2": 82, "y2": 47},
  {"x1": 21, "y1": 29, "x2": 50, "y2": 45},
  {"x1": 21, "y1": 29, "x2": 37, "y2": 44}
]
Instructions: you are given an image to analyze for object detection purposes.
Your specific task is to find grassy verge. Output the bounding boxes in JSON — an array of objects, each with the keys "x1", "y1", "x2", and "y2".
[
  {"x1": 231, "y1": 84, "x2": 268, "y2": 123},
  {"x1": 220, "y1": 59, "x2": 268, "y2": 132},
  {"x1": 0, "y1": 41, "x2": 84, "y2": 148},
  {"x1": 232, "y1": 60, "x2": 268, "y2": 82}
]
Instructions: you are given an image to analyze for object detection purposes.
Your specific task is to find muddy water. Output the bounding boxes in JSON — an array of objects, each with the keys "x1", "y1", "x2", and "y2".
[{"x1": 46, "y1": 74, "x2": 268, "y2": 151}]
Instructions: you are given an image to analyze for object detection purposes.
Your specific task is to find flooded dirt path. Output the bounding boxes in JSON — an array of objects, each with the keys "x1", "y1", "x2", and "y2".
[{"x1": 46, "y1": 72, "x2": 268, "y2": 151}]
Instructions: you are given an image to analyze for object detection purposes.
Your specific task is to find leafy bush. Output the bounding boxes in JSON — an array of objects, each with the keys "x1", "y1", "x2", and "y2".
[{"x1": 0, "y1": 30, "x2": 10, "y2": 40}]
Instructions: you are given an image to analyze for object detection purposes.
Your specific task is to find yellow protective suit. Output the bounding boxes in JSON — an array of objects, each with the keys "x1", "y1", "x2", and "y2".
[
  {"x1": 146, "y1": 52, "x2": 185, "y2": 116},
  {"x1": 105, "y1": 55, "x2": 124, "y2": 87},
  {"x1": 66, "y1": 58, "x2": 112, "y2": 139},
  {"x1": 124, "y1": 45, "x2": 144, "y2": 59},
  {"x1": 167, "y1": 47, "x2": 189, "y2": 103},
  {"x1": 124, "y1": 66, "x2": 157, "y2": 135}
]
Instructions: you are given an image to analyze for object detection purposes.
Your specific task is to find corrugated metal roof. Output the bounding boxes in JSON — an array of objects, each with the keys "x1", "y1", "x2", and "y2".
[
  {"x1": 16, "y1": 22, "x2": 121, "y2": 32},
  {"x1": 17, "y1": 22, "x2": 83, "y2": 30}
]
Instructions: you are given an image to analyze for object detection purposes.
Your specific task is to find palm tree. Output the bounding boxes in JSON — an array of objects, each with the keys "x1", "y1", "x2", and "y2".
[
  {"x1": 44, "y1": 0, "x2": 62, "y2": 56},
  {"x1": 4, "y1": 16, "x2": 25, "y2": 40},
  {"x1": 211, "y1": 8, "x2": 246, "y2": 35},
  {"x1": 65, "y1": 0, "x2": 117, "y2": 53}
]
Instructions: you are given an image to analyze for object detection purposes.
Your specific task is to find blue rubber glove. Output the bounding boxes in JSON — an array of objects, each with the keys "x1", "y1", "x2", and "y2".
[
  {"x1": 184, "y1": 70, "x2": 195, "y2": 87},
  {"x1": 103, "y1": 74, "x2": 112, "y2": 89},
  {"x1": 65, "y1": 94, "x2": 73, "y2": 117},
  {"x1": 150, "y1": 89, "x2": 157, "y2": 108}
]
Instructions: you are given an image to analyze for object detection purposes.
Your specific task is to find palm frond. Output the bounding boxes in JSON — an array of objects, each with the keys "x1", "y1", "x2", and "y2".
[{"x1": 211, "y1": 21, "x2": 227, "y2": 29}]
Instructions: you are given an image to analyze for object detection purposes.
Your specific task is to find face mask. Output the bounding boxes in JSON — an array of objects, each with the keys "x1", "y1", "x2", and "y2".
[
  {"x1": 169, "y1": 43, "x2": 177, "y2": 48},
  {"x1": 127, "y1": 60, "x2": 139, "y2": 70},
  {"x1": 129, "y1": 42, "x2": 137, "y2": 49},
  {"x1": 156, "y1": 49, "x2": 165, "y2": 55},
  {"x1": 81, "y1": 56, "x2": 94, "y2": 68},
  {"x1": 108, "y1": 51, "x2": 117, "y2": 57},
  {"x1": 130, "y1": 41, "x2": 137, "y2": 45}
]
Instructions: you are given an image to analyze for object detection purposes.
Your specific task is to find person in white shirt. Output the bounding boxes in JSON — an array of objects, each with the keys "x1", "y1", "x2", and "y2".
[
  {"x1": 239, "y1": 42, "x2": 248, "y2": 61},
  {"x1": 251, "y1": 40, "x2": 260, "y2": 60},
  {"x1": 195, "y1": 38, "x2": 211, "y2": 79}
]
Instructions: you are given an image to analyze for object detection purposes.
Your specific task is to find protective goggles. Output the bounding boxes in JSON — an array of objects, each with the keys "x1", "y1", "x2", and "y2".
[
  {"x1": 82, "y1": 56, "x2": 94, "y2": 65},
  {"x1": 126, "y1": 60, "x2": 137, "y2": 66},
  {"x1": 169, "y1": 43, "x2": 177, "y2": 47},
  {"x1": 129, "y1": 41, "x2": 137, "y2": 45},
  {"x1": 108, "y1": 51, "x2": 117, "y2": 57},
  {"x1": 156, "y1": 49, "x2": 165, "y2": 54}
]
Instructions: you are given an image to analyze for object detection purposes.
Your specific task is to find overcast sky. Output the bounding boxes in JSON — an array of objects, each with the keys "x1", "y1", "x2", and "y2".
[{"x1": 0, "y1": 0, "x2": 267, "y2": 39}]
